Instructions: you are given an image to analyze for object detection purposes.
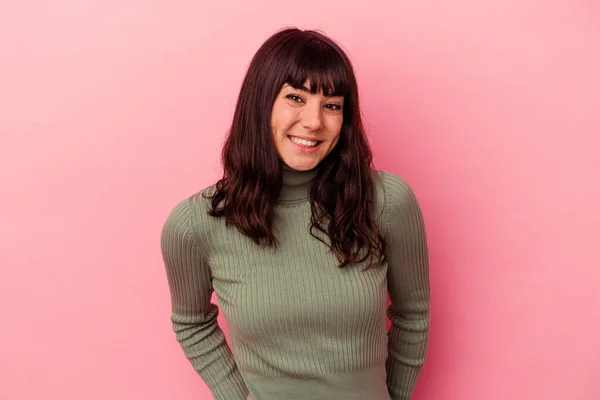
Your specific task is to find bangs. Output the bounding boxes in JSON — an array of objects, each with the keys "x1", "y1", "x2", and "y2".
[{"x1": 284, "y1": 39, "x2": 350, "y2": 98}]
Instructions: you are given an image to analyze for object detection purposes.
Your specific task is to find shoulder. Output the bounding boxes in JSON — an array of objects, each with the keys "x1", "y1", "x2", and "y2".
[
  {"x1": 371, "y1": 168, "x2": 418, "y2": 203},
  {"x1": 372, "y1": 169, "x2": 418, "y2": 203},
  {"x1": 370, "y1": 169, "x2": 423, "y2": 226},
  {"x1": 160, "y1": 183, "x2": 218, "y2": 246}
]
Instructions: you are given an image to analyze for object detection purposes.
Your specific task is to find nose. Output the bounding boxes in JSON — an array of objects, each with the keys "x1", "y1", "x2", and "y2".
[{"x1": 301, "y1": 103, "x2": 324, "y2": 131}]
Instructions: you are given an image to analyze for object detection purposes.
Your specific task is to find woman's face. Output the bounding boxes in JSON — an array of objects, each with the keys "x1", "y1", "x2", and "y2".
[{"x1": 270, "y1": 79, "x2": 344, "y2": 171}]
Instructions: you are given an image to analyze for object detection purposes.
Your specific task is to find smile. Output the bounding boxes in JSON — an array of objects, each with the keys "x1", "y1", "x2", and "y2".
[
  {"x1": 288, "y1": 135, "x2": 321, "y2": 147},
  {"x1": 287, "y1": 135, "x2": 322, "y2": 153}
]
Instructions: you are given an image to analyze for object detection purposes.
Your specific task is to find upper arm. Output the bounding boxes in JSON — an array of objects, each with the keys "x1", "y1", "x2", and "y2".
[
  {"x1": 381, "y1": 171, "x2": 430, "y2": 317},
  {"x1": 161, "y1": 198, "x2": 215, "y2": 321}
]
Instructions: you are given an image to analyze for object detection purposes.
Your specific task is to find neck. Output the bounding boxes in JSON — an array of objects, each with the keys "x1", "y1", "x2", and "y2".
[{"x1": 277, "y1": 162, "x2": 319, "y2": 204}]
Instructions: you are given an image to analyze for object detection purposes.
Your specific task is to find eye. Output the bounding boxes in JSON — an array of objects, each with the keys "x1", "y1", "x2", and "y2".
[
  {"x1": 325, "y1": 103, "x2": 342, "y2": 111},
  {"x1": 286, "y1": 94, "x2": 303, "y2": 102}
]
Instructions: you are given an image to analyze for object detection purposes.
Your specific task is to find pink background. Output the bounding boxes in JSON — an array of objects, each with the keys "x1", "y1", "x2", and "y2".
[{"x1": 1, "y1": 1, "x2": 599, "y2": 399}]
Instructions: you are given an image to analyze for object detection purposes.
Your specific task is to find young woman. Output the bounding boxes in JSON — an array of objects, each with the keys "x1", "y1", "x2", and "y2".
[{"x1": 161, "y1": 27, "x2": 430, "y2": 400}]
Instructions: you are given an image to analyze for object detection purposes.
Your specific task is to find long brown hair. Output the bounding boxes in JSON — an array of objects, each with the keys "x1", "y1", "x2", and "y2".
[{"x1": 205, "y1": 27, "x2": 385, "y2": 270}]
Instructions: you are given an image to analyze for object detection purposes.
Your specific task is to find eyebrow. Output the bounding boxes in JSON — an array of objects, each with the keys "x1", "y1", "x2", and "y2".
[{"x1": 286, "y1": 84, "x2": 342, "y2": 98}]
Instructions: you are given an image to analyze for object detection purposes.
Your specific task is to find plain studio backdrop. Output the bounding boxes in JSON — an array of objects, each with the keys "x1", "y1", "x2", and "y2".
[{"x1": 1, "y1": 1, "x2": 599, "y2": 399}]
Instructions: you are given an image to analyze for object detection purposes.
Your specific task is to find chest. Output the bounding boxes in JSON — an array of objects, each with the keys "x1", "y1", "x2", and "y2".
[{"x1": 204, "y1": 205, "x2": 389, "y2": 344}]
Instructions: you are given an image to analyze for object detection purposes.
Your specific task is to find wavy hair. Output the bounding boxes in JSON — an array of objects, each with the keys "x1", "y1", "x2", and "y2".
[{"x1": 204, "y1": 27, "x2": 385, "y2": 270}]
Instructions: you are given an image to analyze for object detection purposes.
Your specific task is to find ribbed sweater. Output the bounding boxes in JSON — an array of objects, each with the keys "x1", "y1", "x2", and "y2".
[{"x1": 160, "y1": 163, "x2": 430, "y2": 400}]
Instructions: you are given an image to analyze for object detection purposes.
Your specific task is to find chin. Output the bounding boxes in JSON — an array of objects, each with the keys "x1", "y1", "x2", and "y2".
[{"x1": 282, "y1": 157, "x2": 320, "y2": 171}]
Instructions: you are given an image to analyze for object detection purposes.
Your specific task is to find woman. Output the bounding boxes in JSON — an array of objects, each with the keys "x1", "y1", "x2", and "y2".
[{"x1": 161, "y1": 27, "x2": 430, "y2": 400}]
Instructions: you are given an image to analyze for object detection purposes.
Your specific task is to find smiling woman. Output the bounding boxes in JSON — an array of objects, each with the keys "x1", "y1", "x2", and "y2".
[
  {"x1": 271, "y1": 81, "x2": 344, "y2": 169},
  {"x1": 160, "y1": 27, "x2": 430, "y2": 400}
]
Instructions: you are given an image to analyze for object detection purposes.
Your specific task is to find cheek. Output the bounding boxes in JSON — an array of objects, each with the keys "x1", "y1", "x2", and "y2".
[
  {"x1": 271, "y1": 108, "x2": 295, "y2": 137},
  {"x1": 331, "y1": 133, "x2": 341, "y2": 147},
  {"x1": 325, "y1": 116, "x2": 343, "y2": 139}
]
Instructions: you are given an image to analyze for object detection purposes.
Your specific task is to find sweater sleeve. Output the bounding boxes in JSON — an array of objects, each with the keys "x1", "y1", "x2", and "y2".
[
  {"x1": 382, "y1": 172, "x2": 431, "y2": 400},
  {"x1": 160, "y1": 198, "x2": 249, "y2": 400}
]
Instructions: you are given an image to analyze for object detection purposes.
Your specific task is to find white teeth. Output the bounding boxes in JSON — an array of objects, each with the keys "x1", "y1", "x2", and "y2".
[{"x1": 290, "y1": 136, "x2": 318, "y2": 147}]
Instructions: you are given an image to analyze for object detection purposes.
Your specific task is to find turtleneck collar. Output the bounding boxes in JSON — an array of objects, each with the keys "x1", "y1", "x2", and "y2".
[{"x1": 277, "y1": 162, "x2": 319, "y2": 204}]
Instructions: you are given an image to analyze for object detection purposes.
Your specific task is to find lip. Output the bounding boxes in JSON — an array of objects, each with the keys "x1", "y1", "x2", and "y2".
[
  {"x1": 288, "y1": 134, "x2": 321, "y2": 142},
  {"x1": 288, "y1": 136, "x2": 321, "y2": 152}
]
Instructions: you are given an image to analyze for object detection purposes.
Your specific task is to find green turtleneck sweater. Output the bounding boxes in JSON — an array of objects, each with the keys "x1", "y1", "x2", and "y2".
[{"x1": 160, "y1": 164, "x2": 430, "y2": 400}]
